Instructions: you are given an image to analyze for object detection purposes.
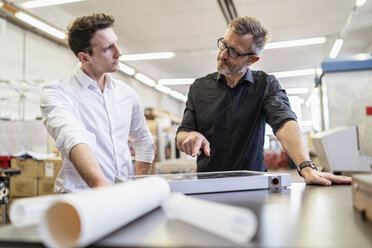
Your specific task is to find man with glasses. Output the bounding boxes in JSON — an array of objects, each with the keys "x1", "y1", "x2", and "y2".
[{"x1": 176, "y1": 16, "x2": 350, "y2": 185}]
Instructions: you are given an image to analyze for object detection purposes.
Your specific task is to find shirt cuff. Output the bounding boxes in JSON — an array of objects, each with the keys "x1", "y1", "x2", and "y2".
[
  {"x1": 55, "y1": 130, "x2": 96, "y2": 158},
  {"x1": 135, "y1": 150, "x2": 155, "y2": 163}
]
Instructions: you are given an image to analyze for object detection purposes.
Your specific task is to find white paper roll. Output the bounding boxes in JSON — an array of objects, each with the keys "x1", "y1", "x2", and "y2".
[
  {"x1": 9, "y1": 194, "x2": 66, "y2": 228},
  {"x1": 39, "y1": 176, "x2": 170, "y2": 248},
  {"x1": 161, "y1": 193, "x2": 257, "y2": 244}
]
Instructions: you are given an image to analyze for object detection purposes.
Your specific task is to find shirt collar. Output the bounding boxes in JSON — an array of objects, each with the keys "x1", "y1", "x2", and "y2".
[
  {"x1": 73, "y1": 63, "x2": 115, "y2": 91},
  {"x1": 217, "y1": 68, "x2": 254, "y2": 86}
]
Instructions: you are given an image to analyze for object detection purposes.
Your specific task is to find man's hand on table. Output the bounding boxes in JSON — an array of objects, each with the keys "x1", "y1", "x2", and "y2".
[{"x1": 301, "y1": 166, "x2": 352, "y2": 185}]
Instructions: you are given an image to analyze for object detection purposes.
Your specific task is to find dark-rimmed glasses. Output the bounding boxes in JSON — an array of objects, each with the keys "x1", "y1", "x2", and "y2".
[{"x1": 217, "y1": 38, "x2": 256, "y2": 59}]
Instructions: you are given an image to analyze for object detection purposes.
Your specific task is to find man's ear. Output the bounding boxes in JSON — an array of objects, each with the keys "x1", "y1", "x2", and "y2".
[
  {"x1": 252, "y1": 56, "x2": 260, "y2": 63},
  {"x1": 77, "y1": 51, "x2": 89, "y2": 64},
  {"x1": 251, "y1": 56, "x2": 260, "y2": 63},
  {"x1": 247, "y1": 56, "x2": 260, "y2": 66}
]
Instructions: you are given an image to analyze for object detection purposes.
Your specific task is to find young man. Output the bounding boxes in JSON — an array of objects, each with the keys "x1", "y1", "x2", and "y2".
[
  {"x1": 176, "y1": 16, "x2": 351, "y2": 186},
  {"x1": 40, "y1": 13, "x2": 155, "y2": 192}
]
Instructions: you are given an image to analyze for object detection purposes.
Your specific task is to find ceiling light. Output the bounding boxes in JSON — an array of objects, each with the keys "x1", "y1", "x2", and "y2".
[
  {"x1": 0, "y1": 2, "x2": 3, "y2": 8},
  {"x1": 22, "y1": 0, "x2": 85, "y2": 9},
  {"x1": 134, "y1": 73, "x2": 156, "y2": 87},
  {"x1": 15, "y1": 12, "x2": 66, "y2": 39},
  {"x1": 158, "y1": 78, "x2": 196, "y2": 85},
  {"x1": 170, "y1": 90, "x2": 187, "y2": 102},
  {"x1": 119, "y1": 63, "x2": 135, "y2": 76},
  {"x1": 154, "y1": 84, "x2": 172, "y2": 94},
  {"x1": 265, "y1": 37, "x2": 326, "y2": 50},
  {"x1": 120, "y1": 52, "x2": 175, "y2": 61},
  {"x1": 271, "y1": 69, "x2": 316, "y2": 78},
  {"x1": 356, "y1": 0, "x2": 367, "y2": 7},
  {"x1": 329, "y1": 39, "x2": 343, "y2": 58},
  {"x1": 354, "y1": 53, "x2": 372, "y2": 60},
  {"x1": 285, "y1": 88, "x2": 309, "y2": 95}
]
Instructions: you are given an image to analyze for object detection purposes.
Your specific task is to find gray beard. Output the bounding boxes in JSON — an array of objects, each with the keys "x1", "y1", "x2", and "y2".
[{"x1": 217, "y1": 61, "x2": 247, "y2": 76}]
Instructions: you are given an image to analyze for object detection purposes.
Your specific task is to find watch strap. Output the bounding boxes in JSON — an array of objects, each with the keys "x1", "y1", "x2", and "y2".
[{"x1": 297, "y1": 160, "x2": 317, "y2": 177}]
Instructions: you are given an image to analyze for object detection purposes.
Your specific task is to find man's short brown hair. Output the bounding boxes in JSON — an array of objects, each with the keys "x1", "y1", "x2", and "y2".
[
  {"x1": 67, "y1": 13, "x2": 115, "y2": 57},
  {"x1": 229, "y1": 16, "x2": 270, "y2": 55}
]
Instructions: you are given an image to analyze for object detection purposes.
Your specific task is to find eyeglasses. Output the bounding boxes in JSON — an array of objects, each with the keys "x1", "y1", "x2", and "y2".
[{"x1": 217, "y1": 38, "x2": 256, "y2": 59}]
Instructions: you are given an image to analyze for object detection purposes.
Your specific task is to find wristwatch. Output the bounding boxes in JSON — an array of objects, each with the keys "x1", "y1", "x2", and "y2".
[{"x1": 297, "y1": 160, "x2": 318, "y2": 177}]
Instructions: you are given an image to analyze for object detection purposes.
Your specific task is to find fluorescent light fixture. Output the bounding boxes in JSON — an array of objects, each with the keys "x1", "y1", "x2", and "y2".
[
  {"x1": 119, "y1": 63, "x2": 135, "y2": 76},
  {"x1": 134, "y1": 73, "x2": 156, "y2": 87},
  {"x1": 15, "y1": 12, "x2": 66, "y2": 39},
  {"x1": 356, "y1": 0, "x2": 367, "y2": 7},
  {"x1": 154, "y1": 84, "x2": 172, "y2": 94},
  {"x1": 285, "y1": 88, "x2": 309, "y2": 95},
  {"x1": 329, "y1": 39, "x2": 343, "y2": 58},
  {"x1": 265, "y1": 37, "x2": 326, "y2": 50},
  {"x1": 271, "y1": 68, "x2": 316, "y2": 78},
  {"x1": 158, "y1": 78, "x2": 195, "y2": 85},
  {"x1": 354, "y1": 53, "x2": 372, "y2": 60},
  {"x1": 170, "y1": 90, "x2": 187, "y2": 102},
  {"x1": 22, "y1": 0, "x2": 85, "y2": 9},
  {"x1": 120, "y1": 52, "x2": 175, "y2": 61},
  {"x1": 0, "y1": 2, "x2": 3, "y2": 8}
]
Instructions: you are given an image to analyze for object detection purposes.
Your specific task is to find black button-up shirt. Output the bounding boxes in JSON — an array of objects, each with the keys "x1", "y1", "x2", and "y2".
[{"x1": 177, "y1": 68, "x2": 297, "y2": 172}]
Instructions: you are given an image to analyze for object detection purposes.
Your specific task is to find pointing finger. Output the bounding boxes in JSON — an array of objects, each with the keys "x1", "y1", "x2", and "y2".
[
  {"x1": 203, "y1": 141, "x2": 211, "y2": 157},
  {"x1": 192, "y1": 137, "x2": 202, "y2": 157}
]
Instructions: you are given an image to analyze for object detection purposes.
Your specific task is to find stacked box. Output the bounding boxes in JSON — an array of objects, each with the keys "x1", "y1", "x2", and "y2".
[
  {"x1": 38, "y1": 158, "x2": 63, "y2": 179},
  {"x1": 10, "y1": 157, "x2": 62, "y2": 197},
  {"x1": 10, "y1": 177, "x2": 38, "y2": 197},
  {"x1": 10, "y1": 158, "x2": 41, "y2": 178},
  {"x1": 10, "y1": 158, "x2": 40, "y2": 197},
  {"x1": 7, "y1": 158, "x2": 62, "y2": 224},
  {"x1": 38, "y1": 158, "x2": 62, "y2": 196}
]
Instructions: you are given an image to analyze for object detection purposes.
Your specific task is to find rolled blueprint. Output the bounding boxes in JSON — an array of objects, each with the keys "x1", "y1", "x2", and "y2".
[
  {"x1": 39, "y1": 177, "x2": 170, "y2": 248},
  {"x1": 9, "y1": 194, "x2": 65, "y2": 228},
  {"x1": 161, "y1": 193, "x2": 257, "y2": 244}
]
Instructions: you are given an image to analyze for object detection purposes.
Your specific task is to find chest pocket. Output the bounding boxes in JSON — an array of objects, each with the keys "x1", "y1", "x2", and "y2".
[{"x1": 194, "y1": 98, "x2": 212, "y2": 132}]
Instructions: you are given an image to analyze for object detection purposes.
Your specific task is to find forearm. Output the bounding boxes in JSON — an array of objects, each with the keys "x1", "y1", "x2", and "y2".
[
  {"x1": 69, "y1": 143, "x2": 111, "y2": 188},
  {"x1": 135, "y1": 161, "x2": 152, "y2": 175},
  {"x1": 275, "y1": 120, "x2": 310, "y2": 166}
]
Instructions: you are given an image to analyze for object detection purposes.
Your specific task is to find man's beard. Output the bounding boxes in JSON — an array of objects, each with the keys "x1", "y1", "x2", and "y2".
[{"x1": 217, "y1": 57, "x2": 247, "y2": 76}]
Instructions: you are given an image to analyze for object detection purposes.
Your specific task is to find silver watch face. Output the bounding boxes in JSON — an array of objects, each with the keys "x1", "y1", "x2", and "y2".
[
  {"x1": 304, "y1": 163, "x2": 316, "y2": 170},
  {"x1": 299, "y1": 161, "x2": 317, "y2": 171}
]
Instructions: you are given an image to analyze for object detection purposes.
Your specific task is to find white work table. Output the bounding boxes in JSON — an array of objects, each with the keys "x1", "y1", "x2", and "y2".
[{"x1": 0, "y1": 183, "x2": 371, "y2": 247}]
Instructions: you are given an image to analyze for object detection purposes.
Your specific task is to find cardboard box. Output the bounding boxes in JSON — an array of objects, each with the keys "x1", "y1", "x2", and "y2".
[
  {"x1": 352, "y1": 174, "x2": 372, "y2": 222},
  {"x1": 11, "y1": 157, "x2": 63, "y2": 179},
  {"x1": 10, "y1": 176, "x2": 37, "y2": 197},
  {"x1": 38, "y1": 158, "x2": 62, "y2": 178},
  {"x1": 11, "y1": 158, "x2": 42, "y2": 178},
  {"x1": 38, "y1": 178, "x2": 56, "y2": 196}
]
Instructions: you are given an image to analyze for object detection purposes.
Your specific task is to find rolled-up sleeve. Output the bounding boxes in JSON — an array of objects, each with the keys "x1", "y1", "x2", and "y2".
[
  {"x1": 40, "y1": 84, "x2": 96, "y2": 158},
  {"x1": 263, "y1": 76, "x2": 297, "y2": 134},
  {"x1": 128, "y1": 93, "x2": 155, "y2": 163}
]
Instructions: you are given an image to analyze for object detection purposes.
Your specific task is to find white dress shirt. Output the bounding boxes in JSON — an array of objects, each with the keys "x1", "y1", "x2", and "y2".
[{"x1": 40, "y1": 64, "x2": 155, "y2": 192}]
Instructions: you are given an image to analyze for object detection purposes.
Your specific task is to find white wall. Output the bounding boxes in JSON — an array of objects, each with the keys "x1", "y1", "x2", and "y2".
[{"x1": 0, "y1": 18, "x2": 185, "y2": 121}]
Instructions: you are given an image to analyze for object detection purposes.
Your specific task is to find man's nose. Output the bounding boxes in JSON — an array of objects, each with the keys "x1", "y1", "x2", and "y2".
[
  {"x1": 219, "y1": 48, "x2": 229, "y2": 59},
  {"x1": 114, "y1": 44, "x2": 123, "y2": 57}
]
